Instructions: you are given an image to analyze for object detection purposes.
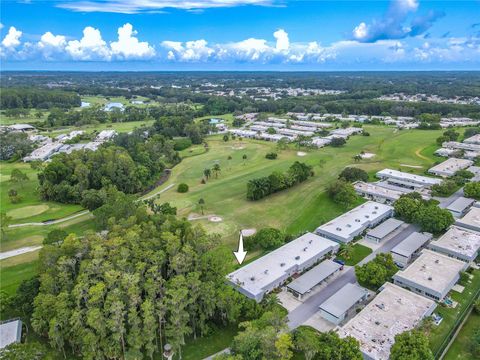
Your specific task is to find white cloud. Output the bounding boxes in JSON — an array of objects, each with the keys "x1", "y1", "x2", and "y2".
[
  {"x1": 2, "y1": 26, "x2": 22, "y2": 48},
  {"x1": 273, "y1": 29, "x2": 289, "y2": 51},
  {"x1": 65, "y1": 26, "x2": 110, "y2": 60},
  {"x1": 353, "y1": 22, "x2": 368, "y2": 41},
  {"x1": 110, "y1": 23, "x2": 155, "y2": 59},
  {"x1": 39, "y1": 32, "x2": 67, "y2": 49},
  {"x1": 162, "y1": 39, "x2": 213, "y2": 61},
  {"x1": 58, "y1": 0, "x2": 274, "y2": 14}
]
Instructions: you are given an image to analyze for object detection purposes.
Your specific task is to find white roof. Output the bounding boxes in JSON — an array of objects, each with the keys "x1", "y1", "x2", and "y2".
[
  {"x1": 429, "y1": 226, "x2": 480, "y2": 260},
  {"x1": 366, "y1": 218, "x2": 404, "y2": 239},
  {"x1": 429, "y1": 158, "x2": 473, "y2": 176},
  {"x1": 393, "y1": 249, "x2": 465, "y2": 295},
  {"x1": 390, "y1": 232, "x2": 432, "y2": 258},
  {"x1": 376, "y1": 169, "x2": 441, "y2": 186},
  {"x1": 446, "y1": 197, "x2": 475, "y2": 214},
  {"x1": 455, "y1": 206, "x2": 480, "y2": 231},
  {"x1": 320, "y1": 283, "x2": 368, "y2": 318},
  {"x1": 287, "y1": 260, "x2": 341, "y2": 295},
  {"x1": 226, "y1": 233, "x2": 338, "y2": 298},
  {"x1": 354, "y1": 181, "x2": 406, "y2": 202},
  {"x1": 0, "y1": 320, "x2": 22, "y2": 349},
  {"x1": 316, "y1": 201, "x2": 393, "y2": 242},
  {"x1": 8, "y1": 124, "x2": 35, "y2": 131},
  {"x1": 339, "y1": 283, "x2": 436, "y2": 360},
  {"x1": 464, "y1": 134, "x2": 480, "y2": 144}
]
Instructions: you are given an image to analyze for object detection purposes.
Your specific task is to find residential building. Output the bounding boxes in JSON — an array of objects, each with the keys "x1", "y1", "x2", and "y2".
[
  {"x1": 319, "y1": 283, "x2": 369, "y2": 325},
  {"x1": 446, "y1": 197, "x2": 475, "y2": 218},
  {"x1": 365, "y1": 218, "x2": 404, "y2": 243},
  {"x1": 7, "y1": 124, "x2": 35, "y2": 132},
  {"x1": 428, "y1": 226, "x2": 480, "y2": 262},
  {"x1": 376, "y1": 169, "x2": 441, "y2": 190},
  {"x1": 390, "y1": 232, "x2": 432, "y2": 268},
  {"x1": 428, "y1": 158, "x2": 473, "y2": 177},
  {"x1": 339, "y1": 283, "x2": 436, "y2": 360},
  {"x1": 392, "y1": 249, "x2": 467, "y2": 301},
  {"x1": 0, "y1": 319, "x2": 22, "y2": 349},
  {"x1": 353, "y1": 181, "x2": 407, "y2": 204},
  {"x1": 286, "y1": 260, "x2": 342, "y2": 300},
  {"x1": 442, "y1": 141, "x2": 480, "y2": 152},
  {"x1": 455, "y1": 206, "x2": 480, "y2": 233},
  {"x1": 315, "y1": 201, "x2": 394, "y2": 243},
  {"x1": 464, "y1": 134, "x2": 480, "y2": 145},
  {"x1": 226, "y1": 233, "x2": 339, "y2": 302}
]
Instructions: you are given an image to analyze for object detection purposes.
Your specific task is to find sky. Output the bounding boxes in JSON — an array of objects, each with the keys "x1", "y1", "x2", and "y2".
[{"x1": 1, "y1": 0, "x2": 479, "y2": 71}]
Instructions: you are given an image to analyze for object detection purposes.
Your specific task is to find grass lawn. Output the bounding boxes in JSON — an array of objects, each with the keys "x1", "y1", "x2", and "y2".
[
  {"x1": 336, "y1": 243, "x2": 373, "y2": 266},
  {"x1": 0, "y1": 110, "x2": 48, "y2": 126},
  {"x1": 150, "y1": 125, "x2": 443, "y2": 253},
  {"x1": 444, "y1": 311, "x2": 480, "y2": 360},
  {"x1": 428, "y1": 269, "x2": 480, "y2": 357},
  {"x1": 0, "y1": 259, "x2": 38, "y2": 295},
  {"x1": 0, "y1": 161, "x2": 83, "y2": 225}
]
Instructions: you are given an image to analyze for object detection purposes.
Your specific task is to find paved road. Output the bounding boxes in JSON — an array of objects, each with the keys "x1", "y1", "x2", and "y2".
[
  {"x1": 0, "y1": 245, "x2": 43, "y2": 260},
  {"x1": 287, "y1": 223, "x2": 419, "y2": 329}
]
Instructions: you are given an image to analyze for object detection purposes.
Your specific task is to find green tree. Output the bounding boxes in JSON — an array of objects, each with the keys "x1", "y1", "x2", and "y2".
[
  {"x1": 252, "y1": 228, "x2": 285, "y2": 251},
  {"x1": 198, "y1": 198, "x2": 205, "y2": 215},
  {"x1": 0, "y1": 342, "x2": 47, "y2": 360},
  {"x1": 338, "y1": 167, "x2": 369, "y2": 182},
  {"x1": 213, "y1": 163, "x2": 221, "y2": 178},
  {"x1": 390, "y1": 330, "x2": 434, "y2": 360},
  {"x1": 293, "y1": 327, "x2": 319, "y2": 360},
  {"x1": 203, "y1": 168, "x2": 211, "y2": 180},
  {"x1": 177, "y1": 183, "x2": 189, "y2": 193},
  {"x1": 10, "y1": 168, "x2": 29, "y2": 186},
  {"x1": 464, "y1": 182, "x2": 480, "y2": 199},
  {"x1": 470, "y1": 327, "x2": 480, "y2": 359},
  {"x1": 275, "y1": 333, "x2": 293, "y2": 360},
  {"x1": 44, "y1": 229, "x2": 68, "y2": 245},
  {"x1": 330, "y1": 137, "x2": 346, "y2": 147},
  {"x1": 355, "y1": 253, "x2": 397, "y2": 290},
  {"x1": 328, "y1": 180, "x2": 358, "y2": 207}
]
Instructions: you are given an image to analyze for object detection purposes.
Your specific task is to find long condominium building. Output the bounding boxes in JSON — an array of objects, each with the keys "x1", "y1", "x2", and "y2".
[
  {"x1": 376, "y1": 169, "x2": 441, "y2": 190},
  {"x1": 226, "y1": 232, "x2": 339, "y2": 302}
]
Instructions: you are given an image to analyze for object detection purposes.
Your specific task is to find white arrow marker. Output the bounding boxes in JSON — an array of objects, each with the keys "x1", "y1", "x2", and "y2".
[{"x1": 233, "y1": 231, "x2": 247, "y2": 265}]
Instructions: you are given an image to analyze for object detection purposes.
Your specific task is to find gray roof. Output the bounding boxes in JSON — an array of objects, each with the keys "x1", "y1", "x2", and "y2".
[
  {"x1": 446, "y1": 197, "x2": 475, "y2": 213},
  {"x1": 0, "y1": 319, "x2": 22, "y2": 349},
  {"x1": 287, "y1": 259, "x2": 341, "y2": 295},
  {"x1": 319, "y1": 283, "x2": 367, "y2": 318},
  {"x1": 391, "y1": 232, "x2": 432, "y2": 258},
  {"x1": 366, "y1": 218, "x2": 404, "y2": 239}
]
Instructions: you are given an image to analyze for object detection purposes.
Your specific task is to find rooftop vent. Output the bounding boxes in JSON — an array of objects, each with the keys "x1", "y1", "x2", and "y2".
[
  {"x1": 295, "y1": 256, "x2": 300, "y2": 260},
  {"x1": 250, "y1": 276, "x2": 255, "y2": 281},
  {"x1": 264, "y1": 270, "x2": 269, "y2": 274},
  {"x1": 336, "y1": 227, "x2": 342, "y2": 231},
  {"x1": 435, "y1": 259, "x2": 440, "y2": 264},
  {"x1": 355, "y1": 219, "x2": 361, "y2": 222},
  {"x1": 309, "y1": 240, "x2": 313, "y2": 244},
  {"x1": 372, "y1": 211, "x2": 377, "y2": 215},
  {"x1": 428, "y1": 276, "x2": 433, "y2": 281},
  {"x1": 365, "y1": 215, "x2": 370, "y2": 219},
  {"x1": 347, "y1": 224, "x2": 352, "y2": 228},
  {"x1": 280, "y1": 262, "x2": 285, "y2": 267},
  {"x1": 303, "y1": 247, "x2": 308, "y2": 251},
  {"x1": 374, "y1": 206, "x2": 379, "y2": 210}
]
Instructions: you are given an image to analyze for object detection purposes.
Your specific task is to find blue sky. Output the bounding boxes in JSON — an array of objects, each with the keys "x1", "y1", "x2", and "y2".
[{"x1": 1, "y1": 0, "x2": 479, "y2": 70}]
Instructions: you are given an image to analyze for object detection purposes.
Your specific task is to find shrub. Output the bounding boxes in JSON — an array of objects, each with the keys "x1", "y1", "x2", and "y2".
[
  {"x1": 338, "y1": 167, "x2": 368, "y2": 182},
  {"x1": 177, "y1": 183, "x2": 189, "y2": 193},
  {"x1": 173, "y1": 138, "x2": 192, "y2": 151},
  {"x1": 265, "y1": 152, "x2": 278, "y2": 160}
]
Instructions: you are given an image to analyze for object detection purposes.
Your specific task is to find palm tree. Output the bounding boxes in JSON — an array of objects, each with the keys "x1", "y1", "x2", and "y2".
[
  {"x1": 203, "y1": 168, "x2": 211, "y2": 180},
  {"x1": 198, "y1": 198, "x2": 205, "y2": 215},
  {"x1": 212, "y1": 163, "x2": 221, "y2": 178},
  {"x1": 339, "y1": 243, "x2": 353, "y2": 260}
]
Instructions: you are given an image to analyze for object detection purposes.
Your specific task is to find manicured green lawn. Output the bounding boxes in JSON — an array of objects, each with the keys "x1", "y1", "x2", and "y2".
[
  {"x1": 336, "y1": 244, "x2": 373, "y2": 266},
  {"x1": 0, "y1": 161, "x2": 83, "y2": 225},
  {"x1": 151, "y1": 126, "x2": 443, "y2": 250},
  {"x1": 0, "y1": 259, "x2": 38, "y2": 295},
  {"x1": 429, "y1": 269, "x2": 480, "y2": 357},
  {"x1": 0, "y1": 109, "x2": 48, "y2": 125},
  {"x1": 445, "y1": 311, "x2": 480, "y2": 360}
]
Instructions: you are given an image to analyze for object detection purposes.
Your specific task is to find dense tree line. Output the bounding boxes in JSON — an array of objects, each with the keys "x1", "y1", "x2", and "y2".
[
  {"x1": 30, "y1": 199, "x2": 262, "y2": 360},
  {"x1": 246, "y1": 162, "x2": 313, "y2": 200},
  {"x1": 1, "y1": 88, "x2": 81, "y2": 109},
  {"x1": 38, "y1": 132, "x2": 179, "y2": 205}
]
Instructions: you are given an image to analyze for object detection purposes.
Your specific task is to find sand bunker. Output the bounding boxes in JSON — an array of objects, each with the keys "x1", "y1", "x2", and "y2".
[
  {"x1": 297, "y1": 151, "x2": 307, "y2": 157},
  {"x1": 209, "y1": 216, "x2": 223, "y2": 222},
  {"x1": 241, "y1": 228, "x2": 257, "y2": 237},
  {"x1": 360, "y1": 152, "x2": 376, "y2": 159},
  {"x1": 400, "y1": 164, "x2": 423, "y2": 169}
]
